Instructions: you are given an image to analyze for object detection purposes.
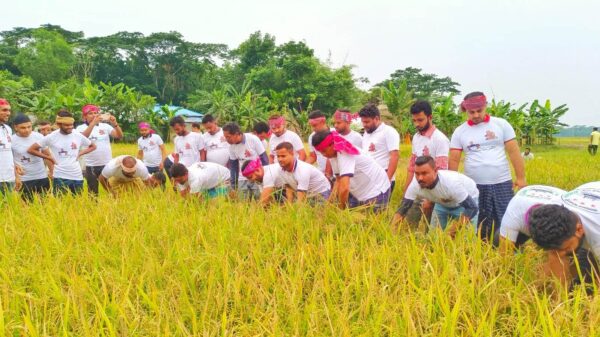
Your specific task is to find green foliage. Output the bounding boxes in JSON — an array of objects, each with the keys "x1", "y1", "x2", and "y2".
[
  {"x1": 14, "y1": 30, "x2": 76, "y2": 85},
  {"x1": 378, "y1": 67, "x2": 460, "y2": 101}
]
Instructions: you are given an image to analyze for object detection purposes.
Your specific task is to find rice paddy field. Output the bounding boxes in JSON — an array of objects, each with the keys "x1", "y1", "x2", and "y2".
[{"x1": 2, "y1": 137, "x2": 600, "y2": 336}]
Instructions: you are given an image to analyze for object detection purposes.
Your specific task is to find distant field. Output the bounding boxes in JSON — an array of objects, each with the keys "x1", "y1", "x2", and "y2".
[{"x1": 1, "y1": 139, "x2": 600, "y2": 335}]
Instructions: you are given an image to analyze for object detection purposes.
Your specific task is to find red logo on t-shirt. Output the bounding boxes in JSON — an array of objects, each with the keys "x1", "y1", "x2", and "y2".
[
  {"x1": 71, "y1": 142, "x2": 78, "y2": 150},
  {"x1": 244, "y1": 149, "x2": 252, "y2": 158},
  {"x1": 485, "y1": 130, "x2": 497, "y2": 140},
  {"x1": 99, "y1": 130, "x2": 106, "y2": 135},
  {"x1": 422, "y1": 145, "x2": 430, "y2": 156},
  {"x1": 185, "y1": 143, "x2": 191, "y2": 150},
  {"x1": 368, "y1": 143, "x2": 376, "y2": 152},
  {"x1": 149, "y1": 141, "x2": 155, "y2": 146}
]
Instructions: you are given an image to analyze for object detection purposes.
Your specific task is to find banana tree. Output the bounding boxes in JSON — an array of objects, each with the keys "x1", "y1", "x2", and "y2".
[{"x1": 379, "y1": 80, "x2": 415, "y2": 138}]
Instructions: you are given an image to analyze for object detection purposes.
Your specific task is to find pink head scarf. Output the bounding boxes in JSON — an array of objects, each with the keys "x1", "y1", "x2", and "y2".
[
  {"x1": 268, "y1": 116, "x2": 285, "y2": 129},
  {"x1": 82, "y1": 104, "x2": 100, "y2": 116},
  {"x1": 0, "y1": 98, "x2": 9, "y2": 106},
  {"x1": 460, "y1": 95, "x2": 487, "y2": 112},
  {"x1": 314, "y1": 131, "x2": 360, "y2": 155},
  {"x1": 333, "y1": 110, "x2": 357, "y2": 122},
  {"x1": 242, "y1": 158, "x2": 262, "y2": 178}
]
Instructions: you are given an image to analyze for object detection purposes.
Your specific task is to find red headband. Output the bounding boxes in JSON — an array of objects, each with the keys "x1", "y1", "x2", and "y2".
[
  {"x1": 308, "y1": 116, "x2": 326, "y2": 127},
  {"x1": 460, "y1": 95, "x2": 487, "y2": 112},
  {"x1": 269, "y1": 117, "x2": 285, "y2": 129},
  {"x1": 242, "y1": 158, "x2": 262, "y2": 178},
  {"x1": 314, "y1": 131, "x2": 360, "y2": 155},
  {"x1": 82, "y1": 104, "x2": 100, "y2": 116},
  {"x1": 0, "y1": 98, "x2": 9, "y2": 106},
  {"x1": 333, "y1": 110, "x2": 357, "y2": 122}
]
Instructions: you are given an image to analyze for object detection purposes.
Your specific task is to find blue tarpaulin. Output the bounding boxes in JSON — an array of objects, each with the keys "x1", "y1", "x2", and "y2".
[{"x1": 153, "y1": 105, "x2": 204, "y2": 123}]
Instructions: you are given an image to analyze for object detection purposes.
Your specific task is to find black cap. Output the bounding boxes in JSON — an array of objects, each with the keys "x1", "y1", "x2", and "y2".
[{"x1": 13, "y1": 114, "x2": 31, "y2": 126}]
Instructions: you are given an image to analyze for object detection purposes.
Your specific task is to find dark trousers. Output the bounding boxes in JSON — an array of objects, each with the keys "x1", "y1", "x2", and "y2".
[
  {"x1": 21, "y1": 178, "x2": 51, "y2": 201},
  {"x1": 85, "y1": 165, "x2": 105, "y2": 195},
  {"x1": 589, "y1": 145, "x2": 598, "y2": 156},
  {"x1": 163, "y1": 158, "x2": 174, "y2": 178},
  {"x1": 477, "y1": 180, "x2": 514, "y2": 241},
  {"x1": 53, "y1": 178, "x2": 84, "y2": 195},
  {"x1": 147, "y1": 166, "x2": 160, "y2": 174}
]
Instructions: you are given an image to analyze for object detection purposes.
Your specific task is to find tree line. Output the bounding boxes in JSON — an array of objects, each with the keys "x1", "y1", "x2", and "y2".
[{"x1": 0, "y1": 24, "x2": 568, "y2": 143}]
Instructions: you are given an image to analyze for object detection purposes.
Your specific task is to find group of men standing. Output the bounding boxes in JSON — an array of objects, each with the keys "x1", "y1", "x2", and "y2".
[{"x1": 1, "y1": 94, "x2": 599, "y2": 287}]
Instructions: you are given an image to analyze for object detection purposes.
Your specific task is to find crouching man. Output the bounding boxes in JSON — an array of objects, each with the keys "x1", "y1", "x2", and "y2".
[
  {"x1": 98, "y1": 155, "x2": 161, "y2": 196},
  {"x1": 170, "y1": 162, "x2": 231, "y2": 199},
  {"x1": 391, "y1": 155, "x2": 479, "y2": 236}
]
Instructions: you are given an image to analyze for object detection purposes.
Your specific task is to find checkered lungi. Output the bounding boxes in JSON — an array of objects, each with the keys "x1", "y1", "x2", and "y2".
[
  {"x1": 477, "y1": 179, "x2": 514, "y2": 241},
  {"x1": 349, "y1": 188, "x2": 391, "y2": 213}
]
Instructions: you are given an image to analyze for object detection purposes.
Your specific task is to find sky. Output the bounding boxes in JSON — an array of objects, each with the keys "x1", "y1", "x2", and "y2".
[{"x1": 4, "y1": 0, "x2": 600, "y2": 126}]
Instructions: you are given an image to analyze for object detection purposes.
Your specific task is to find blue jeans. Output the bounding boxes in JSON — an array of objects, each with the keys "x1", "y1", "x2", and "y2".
[
  {"x1": 431, "y1": 202, "x2": 479, "y2": 232},
  {"x1": 146, "y1": 166, "x2": 161, "y2": 174},
  {"x1": 53, "y1": 178, "x2": 84, "y2": 195}
]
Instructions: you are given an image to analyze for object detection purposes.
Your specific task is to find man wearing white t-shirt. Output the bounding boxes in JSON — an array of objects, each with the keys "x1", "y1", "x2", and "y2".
[
  {"x1": 201, "y1": 114, "x2": 230, "y2": 167},
  {"x1": 98, "y1": 155, "x2": 151, "y2": 196},
  {"x1": 241, "y1": 158, "x2": 285, "y2": 206},
  {"x1": 268, "y1": 115, "x2": 306, "y2": 163},
  {"x1": 136, "y1": 122, "x2": 166, "y2": 174},
  {"x1": 76, "y1": 104, "x2": 123, "y2": 196},
  {"x1": 496, "y1": 185, "x2": 566, "y2": 251},
  {"x1": 275, "y1": 141, "x2": 331, "y2": 203},
  {"x1": 170, "y1": 162, "x2": 231, "y2": 199},
  {"x1": 402, "y1": 101, "x2": 451, "y2": 225},
  {"x1": 312, "y1": 130, "x2": 391, "y2": 212},
  {"x1": 359, "y1": 104, "x2": 400, "y2": 192},
  {"x1": 0, "y1": 98, "x2": 17, "y2": 195},
  {"x1": 11, "y1": 115, "x2": 53, "y2": 200},
  {"x1": 306, "y1": 110, "x2": 333, "y2": 176},
  {"x1": 392, "y1": 156, "x2": 479, "y2": 236},
  {"x1": 28, "y1": 110, "x2": 97, "y2": 194},
  {"x1": 528, "y1": 182, "x2": 600, "y2": 286},
  {"x1": 223, "y1": 122, "x2": 268, "y2": 200},
  {"x1": 253, "y1": 122, "x2": 270, "y2": 155},
  {"x1": 449, "y1": 92, "x2": 526, "y2": 241},
  {"x1": 333, "y1": 109, "x2": 363, "y2": 149},
  {"x1": 170, "y1": 116, "x2": 206, "y2": 167}
]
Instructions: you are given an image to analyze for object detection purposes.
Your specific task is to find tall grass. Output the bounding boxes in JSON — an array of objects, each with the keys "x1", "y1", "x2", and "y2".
[{"x1": 0, "y1": 139, "x2": 599, "y2": 336}]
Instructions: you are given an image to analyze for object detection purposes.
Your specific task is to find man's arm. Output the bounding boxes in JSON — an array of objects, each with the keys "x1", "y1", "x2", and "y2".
[
  {"x1": 390, "y1": 198, "x2": 415, "y2": 234},
  {"x1": 260, "y1": 187, "x2": 274, "y2": 206},
  {"x1": 42, "y1": 148, "x2": 55, "y2": 178},
  {"x1": 269, "y1": 154, "x2": 275, "y2": 164},
  {"x1": 297, "y1": 149, "x2": 306, "y2": 162},
  {"x1": 136, "y1": 149, "x2": 144, "y2": 160},
  {"x1": 286, "y1": 186, "x2": 297, "y2": 202},
  {"x1": 386, "y1": 150, "x2": 399, "y2": 181},
  {"x1": 108, "y1": 116, "x2": 123, "y2": 139},
  {"x1": 200, "y1": 149, "x2": 206, "y2": 162},
  {"x1": 505, "y1": 139, "x2": 526, "y2": 189},
  {"x1": 27, "y1": 143, "x2": 56, "y2": 164},
  {"x1": 98, "y1": 174, "x2": 114, "y2": 195},
  {"x1": 306, "y1": 151, "x2": 317, "y2": 165},
  {"x1": 448, "y1": 149, "x2": 462, "y2": 171},
  {"x1": 336, "y1": 175, "x2": 351, "y2": 209},
  {"x1": 77, "y1": 143, "x2": 97, "y2": 158}
]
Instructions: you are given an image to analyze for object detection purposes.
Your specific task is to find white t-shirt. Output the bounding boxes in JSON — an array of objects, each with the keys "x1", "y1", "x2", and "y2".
[
  {"x1": 341, "y1": 130, "x2": 363, "y2": 149},
  {"x1": 39, "y1": 130, "x2": 92, "y2": 180},
  {"x1": 262, "y1": 164, "x2": 285, "y2": 189},
  {"x1": 0, "y1": 124, "x2": 15, "y2": 182},
  {"x1": 269, "y1": 130, "x2": 304, "y2": 163},
  {"x1": 280, "y1": 160, "x2": 331, "y2": 196},
  {"x1": 174, "y1": 132, "x2": 205, "y2": 167},
  {"x1": 362, "y1": 123, "x2": 400, "y2": 181},
  {"x1": 562, "y1": 182, "x2": 600, "y2": 259},
  {"x1": 330, "y1": 151, "x2": 390, "y2": 201},
  {"x1": 75, "y1": 123, "x2": 114, "y2": 167},
  {"x1": 101, "y1": 155, "x2": 149, "y2": 182},
  {"x1": 450, "y1": 117, "x2": 516, "y2": 185},
  {"x1": 203, "y1": 129, "x2": 230, "y2": 166},
  {"x1": 405, "y1": 170, "x2": 479, "y2": 208},
  {"x1": 308, "y1": 128, "x2": 335, "y2": 172},
  {"x1": 499, "y1": 185, "x2": 566, "y2": 242},
  {"x1": 177, "y1": 162, "x2": 230, "y2": 193},
  {"x1": 228, "y1": 133, "x2": 266, "y2": 181},
  {"x1": 11, "y1": 132, "x2": 47, "y2": 181},
  {"x1": 137, "y1": 134, "x2": 164, "y2": 167},
  {"x1": 410, "y1": 127, "x2": 450, "y2": 171}
]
